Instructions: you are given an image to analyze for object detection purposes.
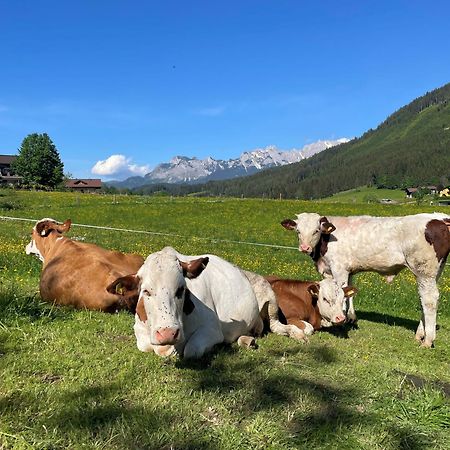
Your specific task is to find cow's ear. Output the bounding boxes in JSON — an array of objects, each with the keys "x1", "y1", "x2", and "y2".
[
  {"x1": 281, "y1": 219, "x2": 297, "y2": 230},
  {"x1": 343, "y1": 286, "x2": 358, "y2": 297},
  {"x1": 319, "y1": 217, "x2": 336, "y2": 234},
  {"x1": 183, "y1": 289, "x2": 196, "y2": 315},
  {"x1": 307, "y1": 283, "x2": 320, "y2": 298},
  {"x1": 106, "y1": 274, "x2": 140, "y2": 296},
  {"x1": 56, "y1": 219, "x2": 71, "y2": 234},
  {"x1": 180, "y1": 257, "x2": 209, "y2": 279}
]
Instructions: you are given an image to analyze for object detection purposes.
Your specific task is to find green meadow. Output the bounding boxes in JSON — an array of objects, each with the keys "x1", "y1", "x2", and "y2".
[{"x1": 0, "y1": 190, "x2": 449, "y2": 449}]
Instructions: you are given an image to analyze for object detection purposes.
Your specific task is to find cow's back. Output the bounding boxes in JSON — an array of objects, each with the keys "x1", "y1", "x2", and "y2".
[
  {"x1": 322, "y1": 214, "x2": 448, "y2": 274},
  {"x1": 40, "y1": 239, "x2": 144, "y2": 311},
  {"x1": 179, "y1": 253, "x2": 260, "y2": 342}
]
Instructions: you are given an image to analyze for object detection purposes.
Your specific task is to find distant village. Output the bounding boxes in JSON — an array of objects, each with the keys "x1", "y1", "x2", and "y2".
[
  {"x1": 1, "y1": 153, "x2": 450, "y2": 202},
  {"x1": 0, "y1": 154, "x2": 101, "y2": 193}
]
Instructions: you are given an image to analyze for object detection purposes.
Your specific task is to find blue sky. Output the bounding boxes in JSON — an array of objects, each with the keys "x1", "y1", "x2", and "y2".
[{"x1": 1, "y1": 0, "x2": 449, "y2": 179}]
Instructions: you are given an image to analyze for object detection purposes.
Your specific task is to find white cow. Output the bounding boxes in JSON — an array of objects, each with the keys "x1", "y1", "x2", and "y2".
[
  {"x1": 281, "y1": 212, "x2": 450, "y2": 347},
  {"x1": 108, "y1": 246, "x2": 306, "y2": 359}
]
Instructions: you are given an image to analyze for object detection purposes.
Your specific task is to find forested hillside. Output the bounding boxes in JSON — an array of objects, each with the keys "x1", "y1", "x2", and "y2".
[{"x1": 135, "y1": 83, "x2": 450, "y2": 199}]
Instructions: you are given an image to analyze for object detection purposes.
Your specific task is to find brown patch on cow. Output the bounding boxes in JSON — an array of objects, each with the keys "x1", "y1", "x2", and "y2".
[
  {"x1": 136, "y1": 297, "x2": 148, "y2": 322},
  {"x1": 267, "y1": 278, "x2": 323, "y2": 331},
  {"x1": 311, "y1": 233, "x2": 331, "y2": 262},
  {"x1": 425, "y1": 219, "x2": 450, "y2": 261}
]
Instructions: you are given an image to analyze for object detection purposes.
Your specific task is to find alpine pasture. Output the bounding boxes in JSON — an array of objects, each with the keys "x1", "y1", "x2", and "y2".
[{"x1": 0, "y1": 190, "x2": 449, "y2": 449}]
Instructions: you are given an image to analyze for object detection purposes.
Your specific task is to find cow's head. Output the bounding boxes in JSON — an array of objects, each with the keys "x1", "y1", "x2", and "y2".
[
  {"x1": 108, "y1": 247, "x2": 208, "y2": 348},
  {"x1": 308, "y1": 279, "x2": 357, "y2": 326},
  {"x1": 281, "y1": 213, "x2": 335, "y2": 254},
  {"x1": 25, "y1": 218, "x2": 72, "y2": 262}
]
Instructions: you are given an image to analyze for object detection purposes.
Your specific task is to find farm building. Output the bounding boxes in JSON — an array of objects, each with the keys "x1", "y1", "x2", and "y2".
[
  {"x1": 0, "y1": 154, "x2": 22, "y2": 185},
  {"x1": 65, "y1": 178, "x2": 102, "y2": 193}
]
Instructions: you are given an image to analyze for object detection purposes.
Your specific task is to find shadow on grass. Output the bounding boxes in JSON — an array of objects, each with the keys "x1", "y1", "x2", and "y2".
[
  {"x1": 0, "y1": 289, "x2": 71, "y2": 324},
  {"x1": 0, "y1": 382, "x2": 222, "y2": 450},
  {"x1": 357, "y1": 310, "x2": 418, "y2": 331}
]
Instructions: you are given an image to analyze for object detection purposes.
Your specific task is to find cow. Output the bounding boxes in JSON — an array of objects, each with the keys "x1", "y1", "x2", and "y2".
[
  {"x1": 107, "y1": 246, "x2": 307, "y2": 359},
  {"x1": 265, "y1": 276, "x2": 357, "y2": 334},
  {"x1": 25, "y1": 218, "x2": 144, "y2": 312},
  {"x1": 281, "y1": 212, "x2": 450, "y2": 347}
]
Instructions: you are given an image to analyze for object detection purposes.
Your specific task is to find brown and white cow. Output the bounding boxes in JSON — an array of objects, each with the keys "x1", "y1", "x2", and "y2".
[
  {"x1": 281, "y1": 212, "x2": 450, "y2": 347},
  {"x1": 265, "y1": 276, "x2": 356, "y2": 334},
  {"x1": 26, "y1": 218, "x2": 144, "y2": 312}
]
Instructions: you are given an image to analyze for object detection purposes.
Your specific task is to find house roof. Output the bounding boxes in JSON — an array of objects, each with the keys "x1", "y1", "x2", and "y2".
[
  {"x1": 65, "y1": 178, "x2": 102, "y2": 188},
  {"x1": 0, "y1": 155, "x2": 17, "y2": 165}
]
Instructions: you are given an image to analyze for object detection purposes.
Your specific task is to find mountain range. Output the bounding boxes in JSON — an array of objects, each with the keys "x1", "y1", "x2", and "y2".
[
  {"x1": 133, "y1": 82, "x2": 450, "y2": 199},
  {"x1": 107, "y1": 139, "x2": 349, "y2": 189}
]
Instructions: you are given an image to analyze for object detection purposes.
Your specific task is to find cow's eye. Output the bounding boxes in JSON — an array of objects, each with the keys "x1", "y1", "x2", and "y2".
[
  {"x1": 142, "y1": 289, "x2": 151, "y2": 297},
  {"x1": 175, "y1": 287, "x2": 184, "y2": 298},
  {"x1": 323, "y1": 297, "x2": 331, "y2": 304}
]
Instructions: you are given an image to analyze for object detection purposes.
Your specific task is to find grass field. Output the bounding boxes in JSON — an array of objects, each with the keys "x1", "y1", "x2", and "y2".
[{"x1": 0, "y1": 189, "x2": 449, "y2": 449}]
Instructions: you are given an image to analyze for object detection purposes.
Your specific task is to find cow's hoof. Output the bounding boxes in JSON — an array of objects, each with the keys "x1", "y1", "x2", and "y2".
[
  {"x1": 237, "y1": 336, "x2": 258, "y2": 349},
  {"x1": 420, "y1": 340, "x2": 434, "y2": 349}
]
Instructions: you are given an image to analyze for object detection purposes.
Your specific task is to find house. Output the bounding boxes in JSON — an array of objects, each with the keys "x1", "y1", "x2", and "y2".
[
  {"x1": 404, "y1": 187, "x2": 418, "y2": 198},
  {"x1": 0, "y1": 155, "x2": 22, "y2": 185},
  {"x1": 405, "y1": 186, "x2": 438, "y2": 198},
  {"x1": 65, "y1": 178, "x2": 102, "y2": 193}
]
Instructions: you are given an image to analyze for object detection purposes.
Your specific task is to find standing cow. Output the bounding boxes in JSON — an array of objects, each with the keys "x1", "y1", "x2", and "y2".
[
  {"x1": 281, "y1": 213, "x2": 450, "y2": 347},
  {"x1": 26, "y1": 218, "x2": 144, "y2": 312}
]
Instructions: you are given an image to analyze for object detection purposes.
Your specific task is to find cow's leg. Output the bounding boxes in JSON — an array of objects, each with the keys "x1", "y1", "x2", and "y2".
[
  {"x1": 183, "y1": 327, "x2": 224, "y2": 359},
  {"x1": 287, "y1": 318, "x2": 314, "y2": 336},
  {"x1": 265, "y1": 294, "x2": 307, "y2": 341},
  {"x1": 416, "y1": 277, "x2": 439, "y2": 348}
]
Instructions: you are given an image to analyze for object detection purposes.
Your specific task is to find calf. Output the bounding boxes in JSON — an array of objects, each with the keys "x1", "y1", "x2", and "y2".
[
  {"x1": 265, "y1": 277, "x2": 356, "y2": 335},
  {"x1": 281, "y1": 213, "x2": 450, "y2": 347},
  {"x1": 107, "y1": 247, "x2": 306, "y2": 359},
  {"x1": 26, "y1": 218, "x2": 144, "y2": 312}
]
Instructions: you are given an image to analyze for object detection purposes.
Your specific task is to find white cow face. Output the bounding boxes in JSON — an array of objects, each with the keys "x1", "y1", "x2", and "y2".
[
  {"x1": 309, "y1": 279, "x2": 356, "y2": 326},
  {"x1": 110, "y1": 247, "x2": 208, "y2": 347},
  {"x1": 281, "y1": 213, "x2": 335, "y2": 254}
]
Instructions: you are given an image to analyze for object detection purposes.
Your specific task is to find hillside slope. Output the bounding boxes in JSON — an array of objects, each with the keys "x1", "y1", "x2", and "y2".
[{"x1": 136, "y1": 82, "x2": 450, "y2": 199}]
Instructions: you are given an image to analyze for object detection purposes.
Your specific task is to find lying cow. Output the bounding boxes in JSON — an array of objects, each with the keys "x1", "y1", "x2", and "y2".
[
  {"x1": 107, "y1": 246, "x2": 306, "y2": 359},
  {"x1": 26, "y1": 218, "x2": 144, "y2": 312},
  {"x1": 265, "y1": 276, "x2": 356, "y2": 334},
  {"x1": 281, "y1": 212, "x2": 450, "y2": 347}
]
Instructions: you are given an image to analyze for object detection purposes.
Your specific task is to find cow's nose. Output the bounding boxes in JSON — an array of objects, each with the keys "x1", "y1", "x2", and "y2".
[
  {"x1": 155, "y1": 327, "x2": 180, "y2": 345},
  {"x1": 334, "y1": 314, "x2": 346, "y2": 325},
  {"x1": 300, "y1": 243, "x2": 311, "y2": 253}
]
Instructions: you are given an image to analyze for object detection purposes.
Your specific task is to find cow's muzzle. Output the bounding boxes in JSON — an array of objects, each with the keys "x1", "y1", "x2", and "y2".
[
  {"x1": 300, "y1": 243, "x2": 312, "y2": 254},
  {"x1": 155, "y1": 327, "x2": 180, "y2": 345}
]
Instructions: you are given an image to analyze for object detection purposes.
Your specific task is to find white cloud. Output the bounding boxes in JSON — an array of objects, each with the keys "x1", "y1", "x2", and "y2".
[{"x1": 91, "y1": 154, "x2": 150, "y2": 179}]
